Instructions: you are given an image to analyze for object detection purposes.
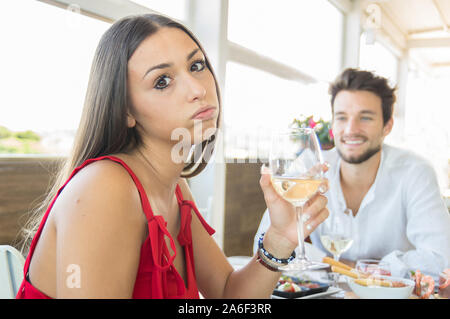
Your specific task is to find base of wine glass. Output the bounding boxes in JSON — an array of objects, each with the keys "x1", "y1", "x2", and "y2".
[{"x1": 278, "y1": 258, "x2": 329, "y2": 272}]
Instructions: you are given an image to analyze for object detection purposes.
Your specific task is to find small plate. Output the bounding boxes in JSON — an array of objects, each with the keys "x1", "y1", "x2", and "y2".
[
  {"x1": 271, "y1": 286, "x2": 342, "y2": 299},
  {"x1": 272, "y1": 276, "x2": 330, "y2": 299}
]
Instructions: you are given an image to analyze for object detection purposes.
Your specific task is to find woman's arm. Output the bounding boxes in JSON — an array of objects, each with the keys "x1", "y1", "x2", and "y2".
[
  {"x1": 180, "y1": 174, "x2": 329, "y2": 298},
  {"x1": 53, "y1": 160, "x2": 147, "y2": 298}
]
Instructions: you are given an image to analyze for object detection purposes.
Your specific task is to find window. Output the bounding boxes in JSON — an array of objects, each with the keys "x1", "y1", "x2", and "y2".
[
  {"x1": 403, "y1": 69, "x2": 450, "y2": 190},
  {"x1": 224, "y1": 0, "x2": 343, "y2": 159},
  {"x1": 228, "y1": 0, "x2": 343, "y2": 81},
  {"x1": 224, "y1": 62, "x2": 332, "y2": 159},
  {"x1": 0, "y1": 0, "x2": 110, "y2": 155},
  {"x1": 359, "y1": 33, "x2": 399, "y2": 86}
]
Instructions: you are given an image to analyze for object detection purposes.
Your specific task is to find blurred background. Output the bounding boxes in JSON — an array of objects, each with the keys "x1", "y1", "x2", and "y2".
[{"x1": 1, "y1": 0, "x2": 449, "y2": 256}]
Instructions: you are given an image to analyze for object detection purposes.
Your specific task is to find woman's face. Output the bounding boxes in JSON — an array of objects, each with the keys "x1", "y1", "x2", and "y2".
[{"x1": 127, "y1": 27, "x2": 219, "y2": 147}]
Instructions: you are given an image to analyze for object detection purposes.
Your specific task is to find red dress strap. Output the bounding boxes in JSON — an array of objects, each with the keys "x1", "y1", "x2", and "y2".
[{"x1": 175, "y1": 185, "x2": 215, "y2": 237}]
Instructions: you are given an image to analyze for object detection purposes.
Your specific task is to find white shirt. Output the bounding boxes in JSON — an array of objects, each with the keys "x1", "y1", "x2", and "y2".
[{"x1": 254, "y1": 144, "x2": 450, "y2": 279}]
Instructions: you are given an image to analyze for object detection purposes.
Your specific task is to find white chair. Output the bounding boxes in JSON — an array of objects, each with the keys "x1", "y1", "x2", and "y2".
[{"x1": 0, "y1": 245, "x2": 25, "y2": 299}]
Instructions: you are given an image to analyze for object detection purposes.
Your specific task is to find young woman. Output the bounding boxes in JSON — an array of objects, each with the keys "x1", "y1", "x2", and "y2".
[{"x1": 16, "y1": 14, "x2": 329, "y2": 299}]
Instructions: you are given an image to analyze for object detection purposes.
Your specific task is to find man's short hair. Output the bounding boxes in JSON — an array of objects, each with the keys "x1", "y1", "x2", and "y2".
[{"x1": 328, "y1": 68, "x2": 396, "y2": 125}]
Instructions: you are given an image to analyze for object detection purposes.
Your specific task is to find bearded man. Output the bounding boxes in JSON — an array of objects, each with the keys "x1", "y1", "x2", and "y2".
[{"x1": 254, "y1": 68, "x2": 450, "y2": 280}]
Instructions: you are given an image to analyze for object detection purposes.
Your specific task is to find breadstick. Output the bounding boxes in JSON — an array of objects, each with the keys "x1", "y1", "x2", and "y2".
[
  {"x1": 322, "y1": 257, "x2": 352, "y2": 271},
  {"x1": 354, "y1": 278, "x2": 393, "y2": 287},
  {"x1": 331, "y1": 265, "x2": 359, "y2": 279}
]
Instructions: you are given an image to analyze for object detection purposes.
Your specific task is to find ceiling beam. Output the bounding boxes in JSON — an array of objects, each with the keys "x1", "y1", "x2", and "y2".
[
  {"x1": 408, "y1": 37, "x2": 450, "y2": 48},
  {"x1": 431, "y1": 62, "x2": 450, "y2": 68},
  {"x1": 328, "y1": 0, "x2": 353, "y2": 14},
  {"x1": 376, "y1": 3, "x2": 407, "y2": 49},
  {"x1": 37, "y1": 0, "x2": 153, "y2": 22},
  {"x1": 227, "y1": 41, "x2": 316, "y2": 84},
  {"x1": 408, "y1": 26, "x2": 449, "y2": 35},
  {"x1": 432, "y1": 0, "x2": 449, "y2": 32}
]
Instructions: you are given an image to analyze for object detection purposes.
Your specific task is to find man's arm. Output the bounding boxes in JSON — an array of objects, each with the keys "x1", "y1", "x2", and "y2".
[{"x1": 382, "y1": 163, "x2": 450, "y2": 279}]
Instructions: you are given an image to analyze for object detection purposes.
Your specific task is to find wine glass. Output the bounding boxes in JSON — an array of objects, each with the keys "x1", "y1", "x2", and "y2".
[
  {"x1": 355, "y1": 259, "x2": 391, "y2": 277},
  {"x1": 269, "y1": 127, "x2": 328, "y2": 271},
  {"x1": 320, "y1": 208, "x2": 356, "y2": 291},
  {"x1": 320, "y1": 208, "x2": 355, "y2": 262}
]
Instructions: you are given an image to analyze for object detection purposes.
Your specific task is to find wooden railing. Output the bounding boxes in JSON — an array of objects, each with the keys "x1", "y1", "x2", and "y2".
[
  {"x1": 223, "y1": 160, "x2": 267, "y2": 257},
  {"x1": 0, "y1": 156, "x2": 62, "y2": 250}
]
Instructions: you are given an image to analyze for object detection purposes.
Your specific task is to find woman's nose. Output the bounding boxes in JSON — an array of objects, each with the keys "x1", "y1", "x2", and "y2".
[{"x1": 185, "y1": 75, "x2": 207, "y2": 102}]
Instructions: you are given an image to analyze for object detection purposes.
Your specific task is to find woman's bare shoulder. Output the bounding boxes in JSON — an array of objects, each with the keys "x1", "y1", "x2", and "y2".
[
  {"x1": 52, "y1": 158, "x2": 146, "y2": 231},
  {"x1": 49, "y1": 158, "x2": 147, "y2": 298}
]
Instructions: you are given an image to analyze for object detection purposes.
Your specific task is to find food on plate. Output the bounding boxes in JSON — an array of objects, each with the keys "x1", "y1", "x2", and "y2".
[
  {"x1": 438, "y1": 269, "x2": 450, "y2": 289},
  {"x1": 273, "y1": 275, "x2": 329, "y2": 298},
  {"x1": 438, "y1": 269, "x2": 450, "y2": 298},
  {"x1": 277, "y1": 275, "x2": 321, "y2": 290},
  {"x1": 277, "y1": 282, "x2": 301, "y2": 293},
  {"x1": 272, "y1": 275, "x2": 329, "y2": 298},
  {"x1": 411, "y1": 270, "x2": 435, "y2": 299},
  {"x1": 331, "y1": 265, "x2": 359, "y2": 279},
  {"x1": 348, "y1": 275, "x2": 415, "y2": 299},
  {"x1": 354, "y1": 278, "x2": 406, "y2": 288},
  {"x1": 322, "y1": 256, "x2": 352, "y2": 271}
]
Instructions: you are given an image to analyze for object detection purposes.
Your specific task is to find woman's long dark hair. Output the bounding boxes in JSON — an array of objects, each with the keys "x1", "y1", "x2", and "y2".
[{"x1": 20, "y1": 14, "x2": 221, "y2": 253}]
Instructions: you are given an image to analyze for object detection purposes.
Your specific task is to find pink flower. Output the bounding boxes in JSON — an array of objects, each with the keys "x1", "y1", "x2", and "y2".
[
  {"x1": 308, "y1": 118, "x2": 317, "y2": 129},
  {"x1": 329, "y1": 128, "x2": 334, "y2": 140}
]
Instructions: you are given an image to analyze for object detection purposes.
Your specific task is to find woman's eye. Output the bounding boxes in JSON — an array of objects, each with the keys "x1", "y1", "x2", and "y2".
[
  {"x1": 154, "y1": 75, "x2": 172, "y2": 90},
  {"x1": 191, "y1": 60, "x2": 206, "y2": 72}
]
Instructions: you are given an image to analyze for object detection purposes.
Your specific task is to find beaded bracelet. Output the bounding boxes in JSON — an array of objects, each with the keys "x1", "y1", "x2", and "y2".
[
  {"x1": 257, "y1": 232, "x2": 296, "y2": 270},
  {"x1": 256, "y1": 254, "x2": 279, "y2": 272}
]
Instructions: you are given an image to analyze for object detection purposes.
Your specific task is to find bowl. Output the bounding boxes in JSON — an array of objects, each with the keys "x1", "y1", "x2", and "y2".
[{"x1": 348, "y1": 275, "x2": 415, "y2": 299}]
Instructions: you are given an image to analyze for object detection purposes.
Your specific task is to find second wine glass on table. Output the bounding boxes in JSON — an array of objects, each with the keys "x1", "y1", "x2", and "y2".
[
  {"x1": 269, "y1": 127, "x2": 328, "y2": 272},
  {"x1": 320, "y1": 208, "x2": 355, "y2": 262},
  {"x1": 320, "y1": 208, "x2": 356, "y2": 291}
]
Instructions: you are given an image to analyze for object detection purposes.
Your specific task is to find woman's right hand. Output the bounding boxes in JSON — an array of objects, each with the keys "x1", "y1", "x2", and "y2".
[{"x1": 259, "y1": 164, "x2": 330, "y2": 251}]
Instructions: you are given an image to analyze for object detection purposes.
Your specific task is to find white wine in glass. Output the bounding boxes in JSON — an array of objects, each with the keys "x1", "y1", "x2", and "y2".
[
  {"x1": 320, "y1": 209, "x2": 355, "y2": 294},
  {"x1": 319, "y1": 234, "x2": 354, "y2": 259},
  {"x1": 271, "y1": 177, "x2": 324, "y2": 206},
  {"x1": 320, "y1": 209, "x2": 355, "y2": 262},
  {"x1": 269, "y1": 127, "x2": 328, "y2": 271}
]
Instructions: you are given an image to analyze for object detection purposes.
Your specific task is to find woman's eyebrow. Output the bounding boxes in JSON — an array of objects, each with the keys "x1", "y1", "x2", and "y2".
[
  {"x1": 142, "y1": 62, "x2": 172, "y2": 80},
  {"x1": 142, "y1": 48, "x2": 201, "y2": 80},
  {"x1": 187, "y1": 48, "x2": 200, "y2": 61}
]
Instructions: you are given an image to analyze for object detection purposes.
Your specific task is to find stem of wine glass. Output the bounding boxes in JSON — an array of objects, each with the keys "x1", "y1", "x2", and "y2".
[
  {"x1": 295, "y1": 204, "x2": 307, "y2": 261},
  {"x1": 334, "y1": 254, "x2": 340, "y2": 261}
]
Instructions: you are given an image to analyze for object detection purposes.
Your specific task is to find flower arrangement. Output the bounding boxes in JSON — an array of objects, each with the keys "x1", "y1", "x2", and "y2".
[{"x1": 291, "y1": 115, "x2": 334, "y2": 150}]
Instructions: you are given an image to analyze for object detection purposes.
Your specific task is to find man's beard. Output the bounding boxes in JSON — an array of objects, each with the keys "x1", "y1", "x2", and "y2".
[{"x1": 337, "y1": 143, "x2": 382, "y2": 164}]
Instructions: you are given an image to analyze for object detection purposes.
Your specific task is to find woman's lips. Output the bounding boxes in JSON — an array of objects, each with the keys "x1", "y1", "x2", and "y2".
[{"x1": 191, "y1": 106, "x2": 217, "y2": 120}]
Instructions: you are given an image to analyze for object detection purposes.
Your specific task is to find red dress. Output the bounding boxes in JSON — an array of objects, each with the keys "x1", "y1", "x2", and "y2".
[{"x1": 16, "y1": 155, "x2": 215, "y2": 299}]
